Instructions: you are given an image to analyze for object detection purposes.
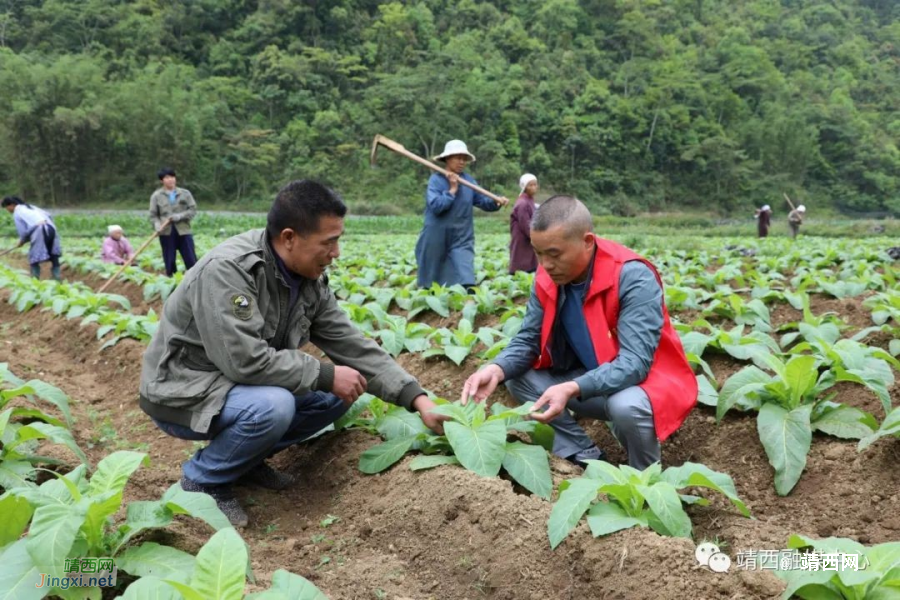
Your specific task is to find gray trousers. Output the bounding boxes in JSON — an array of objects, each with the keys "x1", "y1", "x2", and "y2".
[{"x1": 505, "y1": 368, "x2": 660, "y2": 469}]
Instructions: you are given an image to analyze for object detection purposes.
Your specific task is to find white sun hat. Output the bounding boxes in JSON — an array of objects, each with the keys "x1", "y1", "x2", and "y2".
[
  {"x1": 519, "y1": 173, "x2": 537, "y2": 193},
  {"x1": 798, "y1": 205, "x2": 806, "y2": 212},
  {"x1": 107, "y1": 225, "x2": 123, "y2": 234},
  {"x1": 761, "y1": 204, "x2": 771, "y2": 211},
  {"x1": 434, "y1": 139, "x2": 476, "y2": 162}
]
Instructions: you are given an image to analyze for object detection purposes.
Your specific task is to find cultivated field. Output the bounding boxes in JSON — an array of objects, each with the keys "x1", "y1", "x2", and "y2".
[{"x1": 2, "y1": 214, "x2": 899, "y2": 599}]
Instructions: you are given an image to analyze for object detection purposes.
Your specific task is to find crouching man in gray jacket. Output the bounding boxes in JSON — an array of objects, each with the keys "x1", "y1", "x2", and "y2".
[{"x1": 140, "y1": 180, "x2": 446, "y2": 526}]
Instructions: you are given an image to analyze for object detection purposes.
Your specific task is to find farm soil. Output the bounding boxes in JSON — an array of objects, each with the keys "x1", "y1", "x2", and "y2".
[{"x1": 2, "y1": 292, "x2": 898, "y2": 599}]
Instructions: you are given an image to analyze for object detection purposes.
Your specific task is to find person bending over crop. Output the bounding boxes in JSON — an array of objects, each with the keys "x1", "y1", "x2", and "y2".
[
  {"x1": 140, "y1": 180, "x2": 446, "y2": 527},
  {"x1": 101, "y1": 225, "x2": 135, "y2": 264},
  {"x1": 788, "y1": 205, "x2": 806, "y2": 239},
  {"x1": 2, "y1": 196, "x2": 63, "y2": 280},
  {"x1": 461, "y1": 196, "x2": 697, "y2": 470}
]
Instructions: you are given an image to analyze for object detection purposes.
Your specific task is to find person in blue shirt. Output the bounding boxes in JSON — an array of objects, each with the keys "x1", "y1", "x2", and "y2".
[{"x1": 415, "y1": 140, "x2": 508, "y2": 289}]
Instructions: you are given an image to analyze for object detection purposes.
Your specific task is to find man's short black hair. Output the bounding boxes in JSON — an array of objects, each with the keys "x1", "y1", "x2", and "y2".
[
  {"x1": 267, "y1": 180, "x2": 347, "y2": 238},
  {"x1": 532, "y1": 195, "x2": 593, "y2": 238},
  {"x1": 157, "y1": 167, "x2": 176, "y2": 180}
]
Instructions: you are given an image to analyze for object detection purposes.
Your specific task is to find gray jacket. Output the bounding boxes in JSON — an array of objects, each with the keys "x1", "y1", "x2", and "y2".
[
  {"x1": 149, "y1": 186, "x2": 197, "y2": 235},
  {"x1": 139, "y1": 229, "x2": 425, "y2": 432}
]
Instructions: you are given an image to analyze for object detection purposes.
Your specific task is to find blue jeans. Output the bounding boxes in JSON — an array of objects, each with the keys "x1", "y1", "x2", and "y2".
[{"x1": 153, "y1": 385, "x2": 348, "y2": 485}]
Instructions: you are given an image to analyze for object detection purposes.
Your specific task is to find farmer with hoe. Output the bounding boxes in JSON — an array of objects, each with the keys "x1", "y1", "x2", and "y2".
[
  {"x1": 461, "y1": 196, "x2": 697, "y2": 469},
  {"x1": 415, "y1": 140, "x2": 509, "y2": 290},
  {"x1": 149, "y1": 167, "x2": 198, "y2": 276},
  {"x1": 139, "y1": 180, "x2": 447, "y2": 527},
  {"x1": 788, "y1": 204, "x2": 806, "y2": 239},
  {"x1": 509, "y1": 173, "x2": 539, "y2": 273},
  {"x1": 1, "y1": 196, "x2": 63, "y2": 280}
]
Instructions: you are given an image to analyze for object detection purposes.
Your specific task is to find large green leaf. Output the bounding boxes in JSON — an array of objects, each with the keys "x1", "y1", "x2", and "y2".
[
  {"x1": 547, "y1": 478, "x2": 600, "y2": 549},
  {"x1": 443, "y1": 345, "x2": 470, "y2": 366},
  {"x1": 117, "y1": 542, "x2": 195, "y2": 583},
  {"x1": 757, "y1": 403, "x2": 813, "y2": 496},
  {"x1": 89, "y1": 451, "x2": 147, "y2": 496},
  {"x1": 124, "y1": 500, "x2": 175, "y2": 532},
  {"x1": 8, "y1": 408, "x2": 65, "y2": 429},
  {"x1": 0, "y1": 407, "x2": 12, "y2": 438},
  {"x1": 81, "y1": 490, "x2": 123, "y2": 551},
  {"x1": 14, "y1": 423, "x2": 88, "y2": 467},
  {"x1": 586, "y1": 501, "x2": 648, "y2": 537},
  {"x1": 249, "y1": 569, "x2": 329, "y2": 600},
  {"x1": 424, "y1": 296, "x2": 449, "y2": 318},
  {"x1": 583, "y1": 460, "x2": 629, "y2": 485},
  {"x1": 0, "y1": 494, "x2": 34, "y2": 550},
  {"x1": 161, "y1": 484, "x2": 233, "y2": 532},
  {"x1": 785, "y1": 535, "x2": 877, "y2": 589},
  {"x1": 696, "y1": 375, "x2": 718, "y2": 407},
  {"x1": 444, "y1": 420, "x2": 506, "y2": 478},
  {"x1": 190, "y1": 528, "x2": 247, "y2": 600},
  {"x1": 636, "y1": 482, "x2": 692, "y2": 538},
  {"x1": 812, "y1": 404, "x2": 876, "y2": 440},
  {"x1": 834, "y1": 367, "x2": 893, "y2": 415},
  {"x1": 721, "y1": 340, "x2": 778, "y2": 369},
  {"x1": 501, "y1": 442, "x2": 552, "y2": 500},
  {"x1": 376, "y1": 406, "x2": 429, "y2": 442},
  {"x1": 22, "y1": 465, "x2": 88, "y2": 507},
  {"x1": 865, "y1": 541, "x2": 900, "y2": 575},
  {"x1": 358, "y1": 436, "x2": 416, "y2": 474},
  {"x1": 717, "y1": 366, "x2": 770, "y2": 421},
  {"x1": 775, "y1": 566, "x2": 838, "y2": 600},
  {"x1": 0, "y1": 363, "x2": 26, "y2": 387},
  {"x1": 859, "y1": 408, "x2": 900, "y2": 452},
  {"x1": 427, "y1": 403, "x2": 472, "y2": 425},
  {"x1": 162, "y1": 581, "x2": 206, "y2": 600},
  {"x1": 660, "y1": 462, "x2": 750, "y2": 517},
  {"x1": 505, "y1": 420, "x2": 554, "y2": 453},
  {"x1": 333, "y1": 395, "x2": 373, "y2": 430},
  {"x1": 0, "y1": 539, "x2": 44, "y2": 600},
  {"x1": 22, "y1": 381, "x2": 74, "y2": 428},
  {"x1": 782, "y1": 355, "x2": 818, "y2": 409},
  {"x1": 120, "y1": 576, "x2": 181, "y2": 600},
  {"x1": 26, "y1": 503, "x2": 87, "y2": 578},
  {"x1": 376, "y1": 330, "x2": 404, "y2": 357},
  {"x1": 679, "y1": 331, "x2": 711, "y2": 358}
]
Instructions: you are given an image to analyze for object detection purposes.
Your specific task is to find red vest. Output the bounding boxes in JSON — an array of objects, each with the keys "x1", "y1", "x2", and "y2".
[{"x1": 533, "y1": 236, "x2": 696, "y2": 441}]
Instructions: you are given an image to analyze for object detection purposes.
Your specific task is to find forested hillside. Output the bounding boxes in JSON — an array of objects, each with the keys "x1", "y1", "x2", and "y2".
[{"x1": 0, "y1": 0, "x2": 897, "y2": 215}]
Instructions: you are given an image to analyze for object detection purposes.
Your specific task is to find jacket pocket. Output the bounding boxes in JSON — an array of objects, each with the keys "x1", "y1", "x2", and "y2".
[
  {"x1": 148, "y1": 343, "x2": 223, "y2": 406},
  {"x1": 287, "y1": 315, "x2": 312, "y2": 349},
  {"x1": 180, "y1": 345, "x2": 218, "y2": 372}
]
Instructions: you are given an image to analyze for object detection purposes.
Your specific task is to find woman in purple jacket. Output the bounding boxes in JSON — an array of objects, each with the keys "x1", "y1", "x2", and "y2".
[
  {"x1": 101, "y1": 225, "x2": 135, "y2": 264},
  {"x1": 509, "y1": 173, "x2": 539, "y2": 273}
]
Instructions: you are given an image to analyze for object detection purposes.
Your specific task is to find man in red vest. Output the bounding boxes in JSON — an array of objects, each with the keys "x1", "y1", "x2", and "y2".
[{"x1": 461, "y1": 196, "x2": 696, "y2": 469}]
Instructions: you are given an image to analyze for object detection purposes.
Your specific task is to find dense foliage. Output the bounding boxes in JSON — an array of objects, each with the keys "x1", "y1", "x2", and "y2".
[{"x1": 0, "y1": 0, "x2": 898, "y2": 214}]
